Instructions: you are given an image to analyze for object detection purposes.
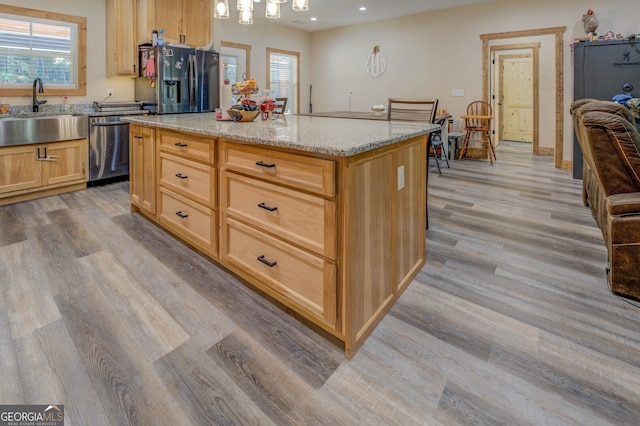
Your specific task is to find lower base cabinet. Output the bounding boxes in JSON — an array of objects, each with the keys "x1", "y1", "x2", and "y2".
[
  {"x1": 0, "y1": 139, "x2": 88, "y2": 206},
  {"x1": 129, "y1": 125, "x2": 427, "y2": 358}
]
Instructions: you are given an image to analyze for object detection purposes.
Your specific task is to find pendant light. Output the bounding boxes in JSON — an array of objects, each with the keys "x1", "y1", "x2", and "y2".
[
  {"x1": 292, "y1": 0, "x2": 308, "y2": 11},
  {"x1": 273, "y1": 0, "x2": 286, "y2": 3},
  {"x1": 213, "y1": 0, "x2": 229, "y2": 18},
  {"x1": 237, "y1": 0, "x2": 253, "y2": 11},
  {"x1": 265, "y1": 0, "x2": 280, "y2": 19},
  {"x1": 239, "y1": 9, "x2": 254, "y2": 24}
]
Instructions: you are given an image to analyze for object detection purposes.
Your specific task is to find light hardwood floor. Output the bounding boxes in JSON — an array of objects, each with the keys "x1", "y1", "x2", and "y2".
[{"x1": 1, "y1": 141, "x2": 639, "y2": 425}]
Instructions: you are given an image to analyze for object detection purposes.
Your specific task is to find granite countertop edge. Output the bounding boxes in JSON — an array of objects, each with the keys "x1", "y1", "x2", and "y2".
[{"x1": 122, "y1": 114, "x2": 437, "y2": 157}]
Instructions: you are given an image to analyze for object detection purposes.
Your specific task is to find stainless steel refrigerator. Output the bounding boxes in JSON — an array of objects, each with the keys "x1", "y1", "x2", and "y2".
[{"x1": 134, "y1": 46, "x2": 220, "y2": 114}]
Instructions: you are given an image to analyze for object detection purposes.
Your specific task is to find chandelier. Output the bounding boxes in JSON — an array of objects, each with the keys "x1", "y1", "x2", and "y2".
[{"x1": 214, "y1": 0, "x2": 309, "y2": 23}]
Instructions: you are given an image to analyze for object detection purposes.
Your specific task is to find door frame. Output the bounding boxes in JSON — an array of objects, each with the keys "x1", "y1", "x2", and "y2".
[
  {"x1": 491, "y1": 44, "x2": 539, "y2": 152},
  {"x1": 481, "y1": 27, "x2": 566, "y2": 168}
]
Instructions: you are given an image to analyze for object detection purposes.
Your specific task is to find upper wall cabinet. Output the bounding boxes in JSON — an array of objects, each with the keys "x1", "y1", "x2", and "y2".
[
  {"x1": 138, "y1": 0, "x2": 211, "y2": 47},
  {"x1": 106, "y1": 0, "x2": 138, "y2": 76}
]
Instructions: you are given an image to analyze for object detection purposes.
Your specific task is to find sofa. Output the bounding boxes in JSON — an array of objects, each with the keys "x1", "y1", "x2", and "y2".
[{"x1": 570, "y1": 99, "x2": 640, "y2": 300}]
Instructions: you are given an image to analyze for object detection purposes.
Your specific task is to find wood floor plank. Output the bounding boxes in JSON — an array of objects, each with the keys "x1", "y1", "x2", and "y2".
[
  {"x1": 113, "y1": 212, "x2": 345, "y2": 389},
  {"x1": 77, "y1": 250, "x2": 190, "y2": 363},
  {"x1": 46, "y1": 208, "x2": 105, "y2": 258},
  {"x1": 73, "y1": 204, "x2": 236, "y2": 352},
  {"x1": 1, "y1": 142, "x2": 639, "y2": 424},
  {"x1": 488, "y1": 344, "x2": 640, "y2": 425},
  {"x1": 207, "y1": 329, "x2": 358, "y2": 425},
  {"x1": 30, "y1": 320, "x2": 110, "y2": 426},
  {"x1": 0, "y1": 240, "x2": 62, "y2": 339},
  {"x1": 153, "y1": 340, "x2": 273, "y2": 425},
  {"x1": 0, "y1": 307, "x2": 23, "y2": 403},
  {"x1": 0, "y1": 205, "x2": 26, "y2": 247}
]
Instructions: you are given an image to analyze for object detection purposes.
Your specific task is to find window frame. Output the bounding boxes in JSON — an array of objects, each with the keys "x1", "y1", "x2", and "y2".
[
  {"x1": 266, "y1": 47, "x2": 300, "y2": 114},
  {"x1": 0, "y1": 4, "x2": 86, "y2": 97}
]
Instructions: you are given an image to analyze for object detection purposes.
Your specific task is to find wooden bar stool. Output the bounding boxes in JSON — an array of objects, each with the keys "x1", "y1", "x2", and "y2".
[{"x1": 458, "y1": 100, "x2": 497, "y2": 165}]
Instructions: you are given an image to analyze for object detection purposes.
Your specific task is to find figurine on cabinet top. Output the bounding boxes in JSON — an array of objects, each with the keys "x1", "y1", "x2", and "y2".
[{"x1": 582, "y1": 9, "x2": 599, "y2": 36}]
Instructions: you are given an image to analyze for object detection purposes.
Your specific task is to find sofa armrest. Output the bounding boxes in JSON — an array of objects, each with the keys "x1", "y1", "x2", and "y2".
[{"x1": 607, "y1": 193, "x2": 640, "y2": 216}]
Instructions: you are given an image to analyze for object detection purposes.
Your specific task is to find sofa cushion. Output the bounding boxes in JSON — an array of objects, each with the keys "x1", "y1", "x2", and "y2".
[{"x1": 581, "y1": 111, "x2": 640, "y2": 195}]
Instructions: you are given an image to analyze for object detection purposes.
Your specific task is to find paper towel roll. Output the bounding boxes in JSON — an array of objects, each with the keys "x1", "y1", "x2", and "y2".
[{"x1": 220, "y1": 83, "x2": 233, "y2": 120}]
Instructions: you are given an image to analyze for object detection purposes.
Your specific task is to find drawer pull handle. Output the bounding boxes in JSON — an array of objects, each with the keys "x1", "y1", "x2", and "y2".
[
  {"x1": 257, "y1": 255, "x2": 277, "y2": 268},
  {"x1": 174, "y1": 142, "x2": 188, "y2": 148},
  {"x1": 133, "y1": 135, "x2": 143, "y2": 139},
  {"x1": 175, "y1": 211, "x2": 189, "y2": 219},
  {"x1": 175, "y1": 173, "x2": 188, "y2": 180},
  {"x1": 258, "y1": 202, "x2": 278, "y2": 212},
  {"x1": 256, "y1": 161, "x2": 276, "y2": 168}
]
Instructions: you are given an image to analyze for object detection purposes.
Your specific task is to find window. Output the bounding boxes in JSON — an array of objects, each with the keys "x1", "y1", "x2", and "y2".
[
  {"x1": 267, "y1": 48, "x2": 299, "y2": 114},
  {"x1": 0, "y1": 5, "x2": 86, "y2": 96}
]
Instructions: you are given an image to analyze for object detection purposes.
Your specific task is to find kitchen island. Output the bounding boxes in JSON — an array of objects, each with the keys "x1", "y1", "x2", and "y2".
[{"x1": 123, "y1": 113, "x2": 437, "y2": 358}]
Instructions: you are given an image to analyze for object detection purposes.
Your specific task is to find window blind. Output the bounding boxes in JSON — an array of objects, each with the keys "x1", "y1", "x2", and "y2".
[
  {"x1": 0, "y1": 14, "x2": 77, "y2": 87},
  {"x1": 269, "y1": 51, "x2": 298, "y2": 114}
]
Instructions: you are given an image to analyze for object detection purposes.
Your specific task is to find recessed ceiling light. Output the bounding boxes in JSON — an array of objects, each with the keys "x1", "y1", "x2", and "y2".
[
  {"x1": 359, "y1": 6, "x2": 367, "y2": 11},
  {"x1": 310, "y1": 17, "x2": 317, "y2": 21}
]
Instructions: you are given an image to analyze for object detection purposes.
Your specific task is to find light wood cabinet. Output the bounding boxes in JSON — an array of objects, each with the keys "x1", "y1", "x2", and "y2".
[
  {"x1": 128, "y1": 123, "x2": 427, "y2": 358},
  {"x1": 220, "y1": 142, "x2": 338, "y2": 328},
  {"x1": 0, "y1": 139, "x2": 88, "y2": 206},
  {"x1": 156, "y1": 129, "x2": 217, "y2": 255},
  {"x1": 130, "y1": 125, "x2": 156, "y2": 215},
  {"x1": 138, "y1": 0, "x2": 210, "y2": 46},
  {"x1": 106, "y1": 0, "x2": 138, "y2": 76}
]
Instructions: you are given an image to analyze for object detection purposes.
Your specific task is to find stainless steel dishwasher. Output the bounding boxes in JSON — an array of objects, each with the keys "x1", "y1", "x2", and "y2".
[{"x1": 88, "y1": 115, "x2": 130, "y2": 185}]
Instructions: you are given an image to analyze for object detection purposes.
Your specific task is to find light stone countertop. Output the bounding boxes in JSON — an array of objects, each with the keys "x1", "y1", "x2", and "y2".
[{"x1": 121, "y1": 113, "x2": 439, "y2": 157}]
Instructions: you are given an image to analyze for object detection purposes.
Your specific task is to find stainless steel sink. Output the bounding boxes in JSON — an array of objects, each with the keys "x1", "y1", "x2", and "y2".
[{"x1": 0, "y1": 114, "x2": 88, "y2": 147}]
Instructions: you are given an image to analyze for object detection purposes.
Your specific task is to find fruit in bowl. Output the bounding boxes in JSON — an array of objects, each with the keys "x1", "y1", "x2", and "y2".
[
  {"x1": 227, "y1": 108, "x2": 260, "y2": 122},
  {"x1": 371, "y1": 104, "x2": 386, "y2": 115}
]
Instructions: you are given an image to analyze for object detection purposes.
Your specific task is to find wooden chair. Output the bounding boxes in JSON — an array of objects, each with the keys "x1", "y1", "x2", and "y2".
[
  {"x1": 387, "y1": 98, "x2": 438, "y2": 122},
  {"x1": 458, "y1": 100, "x2": 496, "y2": 165},
  {"x1": 274, "y1": 97, "x2": 288, "y2": 115}
]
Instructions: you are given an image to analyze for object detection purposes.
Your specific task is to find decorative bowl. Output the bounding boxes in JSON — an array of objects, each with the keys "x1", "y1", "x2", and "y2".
[
  {"x1": 227, "y1": 109, "x2": 260, "y2": 122},
  {"x1": 371, "y1": 105, "x2": 386, "y2": 115}
]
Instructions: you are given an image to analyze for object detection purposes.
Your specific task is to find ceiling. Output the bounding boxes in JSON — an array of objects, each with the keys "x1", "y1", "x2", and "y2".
[{"x1": 248, "y1": 0, "x2": 495, "y2": 32}]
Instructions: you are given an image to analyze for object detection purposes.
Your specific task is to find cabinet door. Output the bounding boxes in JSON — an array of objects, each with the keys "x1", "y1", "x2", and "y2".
[
  {"x1": 40, "y1": 139, "x2": 88, "y2": 187},
  {"x1": 130, "y1": 125, "x2": 157, "y2": 214},
  {"x1": 107, "y1": 0, "x2": 137, "y2": 76},
  {"x1": 0, "y1": 145, "x2": 40, "y2": 194},
  {"x1": 183, "y1": 0, "x2": 210, "y2": 46},
  {"x1": 154, "y1": 0, "x2": 182, "y2": 44}
]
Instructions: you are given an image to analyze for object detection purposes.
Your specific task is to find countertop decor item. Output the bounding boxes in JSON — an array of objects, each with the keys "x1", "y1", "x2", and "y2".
[
  {"x1": 227, "y1": 109, "x2": 260, "y2": 122},
  {"x1": 371, "y1": 105, "x2": 385, "y2": 115}
]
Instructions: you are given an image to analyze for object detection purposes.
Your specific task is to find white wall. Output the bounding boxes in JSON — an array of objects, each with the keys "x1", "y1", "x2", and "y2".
[
  {"x1": 309, "y1": 0, "x2": 640, "y2": 162},
  {"x1": 5, "y1": 0, "x2": 638, "y2": 163},
  {"x1": 213, "y1": 15, "x2": 312, "y2": 113},
  {"x1": 1, "y1": 0, "x2": 134, "y2": 106}
]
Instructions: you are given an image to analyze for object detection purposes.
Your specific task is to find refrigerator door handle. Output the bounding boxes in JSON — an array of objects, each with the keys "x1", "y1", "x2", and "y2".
[
  {"x1": 192, "y1": 53, "x2": 199, "y2": 110},
  {"x1": 188, "y1": 55, "x2": 195, "y2": 109}
]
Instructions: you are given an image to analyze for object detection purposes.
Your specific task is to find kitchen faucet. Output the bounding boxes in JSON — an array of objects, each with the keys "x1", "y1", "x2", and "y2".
[{"x1": 32, "y1": 78, "x2": 47, "y2": 112}]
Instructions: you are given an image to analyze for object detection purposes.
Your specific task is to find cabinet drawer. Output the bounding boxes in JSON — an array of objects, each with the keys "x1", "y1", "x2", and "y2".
[
  {"x1": 159, "y1": 130, "x2": 215, "y2": 164},
  {"x1": 221, "y1": 142, "x2": 335, "y2": 197},
  {"x1": 158, "y1": 187, "x2": 217, "y2": 255},
  {"x1": 223, "y1": 172, "x2": 336, "y2": 259},
  {"x1": 223, "y1": 218, "x2": 336, "y2": 328},
  {"x1": 159, "y1": 152, "x2": 215, "y2": 208}
]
